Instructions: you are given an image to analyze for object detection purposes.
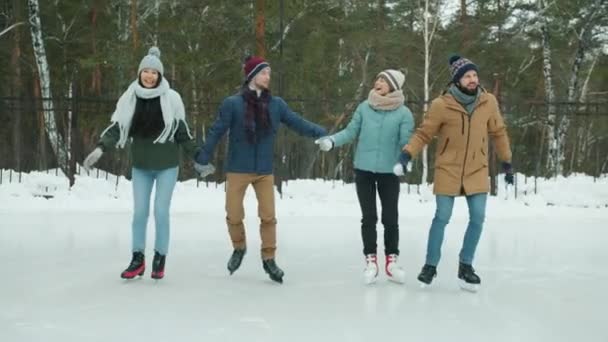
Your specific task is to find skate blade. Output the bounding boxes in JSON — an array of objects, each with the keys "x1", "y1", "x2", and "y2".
[
  {"x1": 458, "y1": 279, "x2": 480, "y2": 293},
  {"x1": 387, "y1": 275, "x2": 406, "y2": 284},
  {"x1": 267, "y1": 276, "x2": 283, "y2": 284},
  {"x1": 228, "y1": 265, "x2": 238, "y2": 275},
  {"x1": 363, "y1": 275, "x2": 378, "y2": 285},
  {"x1": 418, "y1": 281, "x2": 431, "y2": 289}
]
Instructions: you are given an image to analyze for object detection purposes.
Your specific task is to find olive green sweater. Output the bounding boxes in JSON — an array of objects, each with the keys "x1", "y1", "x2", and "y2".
[{"x1": 98, "y1": 120, "x2": 198, "y2": 170}]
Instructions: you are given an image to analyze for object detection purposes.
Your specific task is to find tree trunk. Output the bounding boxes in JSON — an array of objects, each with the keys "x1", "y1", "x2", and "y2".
[
  {"x1": 576, "y1": 52, "x2": 599, "y2": 170},
  {"x1": 28, "y1": 0, "x2": 68, "y2": 171},
  {"x1": 538, "y1": 0, "x2": 558, "y2": 177},
  {"x1": 34, "y1": 75, "x2": 47, "y2": 170},
  {"x1": 11, "y1": 0, "x2": 22, "y2": 171},
  {"x1": 460, "y1": 0, "x2": 470, "y2": 52},
  {"x1": 376, "y1": 0, "x2": 386, "y2": 65},
  {"x1": 68, "y1": 79, "x2": 79, "y2": 187},
  {"x1": 90, "y1": 0, "x2": 102, "y2": 96},
  {"x1": 422, "y1": 0, "x2": 431, "y2": 185},
  {"x1": 131, "y1": 0, "x2": 138, "y2": 51},
  {"x1": 255, "y1": 0, "x2": 265, "y2": 57},
  {"x1": 421, "y1": 0, "x2": 440, "y2": 184},
  {"x1": 564, "y1": 5, "x2": 599, "y2": 173},
  {"x1": 560, "y1": 31, "x2": 587, "y2": 175},
  {"x1": 153, "y1": 0, "x2": 160, "y2": 45}
]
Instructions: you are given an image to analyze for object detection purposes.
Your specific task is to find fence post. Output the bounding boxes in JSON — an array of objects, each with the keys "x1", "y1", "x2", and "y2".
[{"x1": 68, "y1": 77, "x2": 78, "y2": 187}]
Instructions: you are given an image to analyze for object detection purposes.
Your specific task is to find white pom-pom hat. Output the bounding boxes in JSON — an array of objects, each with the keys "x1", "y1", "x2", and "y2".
[{"x1": 138, "y1": 46, "x2": 164, "y2": 75}]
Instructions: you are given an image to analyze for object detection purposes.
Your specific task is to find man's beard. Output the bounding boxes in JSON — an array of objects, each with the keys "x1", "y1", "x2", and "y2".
[{"x1": 458, "y1": 83, "x2": 478, "y2": 96}]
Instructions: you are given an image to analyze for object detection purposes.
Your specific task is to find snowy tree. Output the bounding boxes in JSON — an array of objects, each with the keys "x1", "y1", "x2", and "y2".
[
  {"x1": 537, "y1": 0, "x2": 559, "y2": 176},
  {"x1": 419, "y1": 0, "x2": 442, "y2": 184},
  {"x1": 27, "y1": 0, "x2": 68, "y2": 171}
]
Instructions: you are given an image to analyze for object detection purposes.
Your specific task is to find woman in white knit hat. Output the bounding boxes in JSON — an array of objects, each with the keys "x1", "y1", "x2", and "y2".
[
  {"x1": 83, "y1": 47, "x2": 200, "y2": 280},
  {"x1": 316, "y1": 69, "x2": 414, "y2": 285}
]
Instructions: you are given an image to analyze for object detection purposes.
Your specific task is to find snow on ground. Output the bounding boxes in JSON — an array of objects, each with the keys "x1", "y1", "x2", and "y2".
[{"x1": 0, "y1": 171, "x2": 607, "y2": 341}]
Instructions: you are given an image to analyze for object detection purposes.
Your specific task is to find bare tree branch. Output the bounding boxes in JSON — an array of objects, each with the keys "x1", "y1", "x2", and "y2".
[
  {"x1": 270, "y1": 9, "x2": 307, "y2": 51},
  {"x1": 0, "y1": 21, "x2": 25, "y2": 38}
]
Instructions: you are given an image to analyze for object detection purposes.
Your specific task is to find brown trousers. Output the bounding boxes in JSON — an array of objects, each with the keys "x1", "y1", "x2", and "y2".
[{"x1": 225, "y1": 172, "x2": 277, "y2": 260}]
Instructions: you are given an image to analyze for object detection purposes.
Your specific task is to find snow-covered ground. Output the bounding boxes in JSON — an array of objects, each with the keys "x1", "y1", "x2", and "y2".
[{"x1": 1, "y1": 171, "x2": 607, "y2": 342}]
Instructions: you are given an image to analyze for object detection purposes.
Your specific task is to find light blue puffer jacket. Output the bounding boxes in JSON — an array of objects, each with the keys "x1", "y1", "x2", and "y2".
[{"x1": 332, "y1": 100, "x2": 414, "y2": 174}]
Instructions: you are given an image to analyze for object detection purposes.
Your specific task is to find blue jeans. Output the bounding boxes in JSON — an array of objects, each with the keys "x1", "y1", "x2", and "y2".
[
  {"x1": 131, "y1": 167, "x2": 178, "y2": 256},
  {"x1": 425, "y1": 193, "x2": 488, "y2": 266}
]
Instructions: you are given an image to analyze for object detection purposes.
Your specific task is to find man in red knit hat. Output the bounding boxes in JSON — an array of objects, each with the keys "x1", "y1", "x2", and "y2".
[{"x1": 195, "y1": 56, "x2": 327, "y2": 284}]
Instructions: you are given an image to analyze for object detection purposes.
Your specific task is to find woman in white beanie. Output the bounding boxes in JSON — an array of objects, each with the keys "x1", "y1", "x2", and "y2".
[
  {"x1": 316, "y1": 69, "x2": 414, "y2": 285},
  {"x1": 83, "y1": 47, "x2": 200, "y2": 280}
]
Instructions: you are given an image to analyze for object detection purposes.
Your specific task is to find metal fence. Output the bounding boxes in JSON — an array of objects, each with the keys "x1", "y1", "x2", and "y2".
[{"x1": 1, "y1": 96, "x2": 607, "y2": 193}]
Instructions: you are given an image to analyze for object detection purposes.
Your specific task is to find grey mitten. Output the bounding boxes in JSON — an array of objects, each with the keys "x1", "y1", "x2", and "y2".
[
  {"x1": 194, "y1": 162, "x2": 216, "y2": 178},
  {"x1": 83, "y1": 147, "x2": 103, "y2": 171},
  {"x1": 314, "y1": 137, "x2": 334, "y2": 152}
]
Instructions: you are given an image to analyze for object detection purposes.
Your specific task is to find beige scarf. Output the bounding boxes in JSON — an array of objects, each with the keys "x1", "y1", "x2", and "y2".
[{"x1": 367, "y1": 89, "x2": 404, "y2": 111}]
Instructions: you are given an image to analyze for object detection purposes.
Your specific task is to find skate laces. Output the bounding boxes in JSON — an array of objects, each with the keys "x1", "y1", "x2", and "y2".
[
  {"x1": 153, "y1": 258, "x2": 163, "y2": 269},
  {"x1": 460, "y1": 264, "x2": 475, "y2": 275},
  {"x1": 126, "y1": 259, "x2": 142, "y2": 271},
  {"x1": 364, "y1": 255, "x2": 378, "y2": 270},
  {"x1": 386, "y1": 254, "x2": 402, "y2": 273}
]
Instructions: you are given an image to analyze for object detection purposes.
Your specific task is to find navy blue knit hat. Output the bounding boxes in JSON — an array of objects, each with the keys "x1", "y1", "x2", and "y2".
[{"x1": 449, "y1": 54, "x2": 478, "y2": 84}]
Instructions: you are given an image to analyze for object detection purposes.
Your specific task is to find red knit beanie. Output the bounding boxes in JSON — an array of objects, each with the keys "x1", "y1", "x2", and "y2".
[{"x1": 243, "y1": 56, "x2": 270, "y2": 82}]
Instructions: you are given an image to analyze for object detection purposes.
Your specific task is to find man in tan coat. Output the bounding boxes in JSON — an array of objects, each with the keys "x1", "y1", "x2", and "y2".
[{"x1": 396, "y1": 54, "x2": 514, "y2": 291}]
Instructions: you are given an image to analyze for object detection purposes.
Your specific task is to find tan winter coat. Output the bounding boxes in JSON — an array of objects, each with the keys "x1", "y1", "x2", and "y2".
[{"x1": 404, "y1": 90, "x2": 512, "y2": 196}]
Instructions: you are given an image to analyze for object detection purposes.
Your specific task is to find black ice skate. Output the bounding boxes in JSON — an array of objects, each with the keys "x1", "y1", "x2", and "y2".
[
  {"x1": 151, "y1": 251, "x2": 166, "y2": 280},
  {"x1": 417, "y1": 264, "x2": 437, "y2": 287},
  {"x1": 262, "y1": 258, "x2": 284, "y2": 284},
  {"x1": 227, "y1": 248, "x2": 246, "y2": 275},
  {"x1": 458, "y1": 262, "x2": 481, "y2": 292},
  {"x1": 121, "y1": 251, "x2": 145, "y2": 279}
]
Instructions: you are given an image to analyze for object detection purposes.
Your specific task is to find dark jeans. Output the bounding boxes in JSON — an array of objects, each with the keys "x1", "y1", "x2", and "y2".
[{"x1": 354, "y1": 169, "x2": 400, "y2": 256}]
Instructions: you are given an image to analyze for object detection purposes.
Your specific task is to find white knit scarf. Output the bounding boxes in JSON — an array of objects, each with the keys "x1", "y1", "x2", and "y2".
[{"x1": 101, "y1": 77, "x2": 192, "y2": 148}]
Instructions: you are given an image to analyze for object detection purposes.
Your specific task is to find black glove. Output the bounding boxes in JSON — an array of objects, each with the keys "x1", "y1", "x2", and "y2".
[
  {"x1": 502, "y1": 162, "x2": 514, "y2": 185},
  {"x1": 393, "y1": 152, "x2": 411, "y2": 176},
  {"x1": 195, "y1": 148, "x2": 210, "y2": 166}
]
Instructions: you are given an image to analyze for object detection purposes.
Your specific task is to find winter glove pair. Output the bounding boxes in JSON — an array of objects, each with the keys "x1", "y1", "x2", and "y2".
[
  {"x1": 83, "y1": 147, "x2": 103, "y2": 171},
  {"x1": 503, "y1": 162, "x2": 514, "y2": 185},
  {"x1": 314, "y1": 136, "x2": 334, "y2": 152},
  {"x1": 393, "y1": 152, "x2": 411, "y2": 176}
]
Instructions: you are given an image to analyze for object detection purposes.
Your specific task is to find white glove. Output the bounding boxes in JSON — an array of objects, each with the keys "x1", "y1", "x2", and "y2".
[
  {"x1": 393, "y1": 162, "x2": 406, "y2": 176},
  {"x1": 83, "y1": 147, "x2": 103, "y2": 171},
  {"x1": 194, "y1": 163, "x2": 216, "y2": 178},
  {"x1": 314, "y1": 137, "x2": 334, "y2": 152}
]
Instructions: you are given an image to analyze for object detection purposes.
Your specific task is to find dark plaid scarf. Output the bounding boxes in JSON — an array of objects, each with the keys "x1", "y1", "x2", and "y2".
[{"x1": 241, "y1": 85, "x2": 272, "y2": 144}]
